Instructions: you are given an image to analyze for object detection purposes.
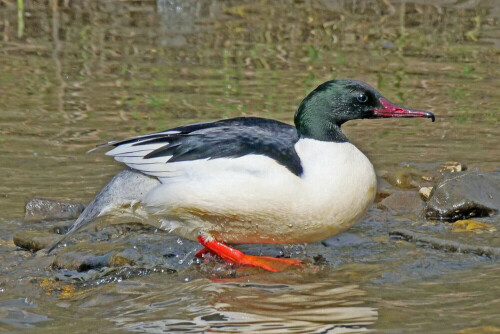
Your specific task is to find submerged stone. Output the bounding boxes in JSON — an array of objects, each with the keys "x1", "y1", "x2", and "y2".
[
  {"x1": 419, "y1": 162, "x2": 467, "y2": 185},
  {"x1": 322, "y1": 233, "x2": 371, "y2": 247},
  {"x1": 425, "y1": 170, "x2": 500, "y2": 221},
  {"x1": 24, "y1": 198, "x2": 85, "y2": 222},
  {"x1": 53, "y1": 243, "x2": 124, "y2": 272},
  {"x1": 13, "y1": 231, "x2": 61, "y2": 252},
  {"x1": 383, "y1": 168, "x2": 418, "y2": 189},
  {"x1": 379, "y1": 191, "x2": 424, "y2": 215},
  {"x1": 451, "y1": 219, "x2": 496, "y2": 233},
  {"x1": 389, "y1": 229, "x2": 500, "y2": 258},
  {"x1": 375, "y1": 176, "x2": 393, "y2": 203},
  {"x1": 49, "y1": 232, "x2": 201, "y2": 275},
  {"x1": 109, "y1": 248, "x2": 141, "y2": 267},
  {"x1": 437, "y1": 161, "x2": 467, "y2": 174}
]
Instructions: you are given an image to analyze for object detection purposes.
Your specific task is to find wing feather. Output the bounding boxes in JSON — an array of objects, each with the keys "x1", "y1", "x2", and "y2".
[{"x1": 97, "y1": 117, "x2": 303, "y2": 178}]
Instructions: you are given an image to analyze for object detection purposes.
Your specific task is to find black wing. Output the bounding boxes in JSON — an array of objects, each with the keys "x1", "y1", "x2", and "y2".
[{"x1": 101, "y1": 117, "x2": 303, "y2": 177}]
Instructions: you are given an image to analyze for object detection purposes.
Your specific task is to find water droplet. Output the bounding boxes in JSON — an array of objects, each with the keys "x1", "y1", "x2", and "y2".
[{"x1": 178, "y1": 259, "x2": 183, "y2": 264}]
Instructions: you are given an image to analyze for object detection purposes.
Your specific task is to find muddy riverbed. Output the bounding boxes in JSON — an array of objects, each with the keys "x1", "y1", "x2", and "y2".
[{"x1": 1, "y1": 0, "x2": 499, "y2": 333}]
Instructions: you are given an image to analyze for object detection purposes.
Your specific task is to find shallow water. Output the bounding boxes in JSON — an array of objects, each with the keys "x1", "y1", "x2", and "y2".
[{"x1": 0, "y1": 0, "x2": 499, "y2": 333}]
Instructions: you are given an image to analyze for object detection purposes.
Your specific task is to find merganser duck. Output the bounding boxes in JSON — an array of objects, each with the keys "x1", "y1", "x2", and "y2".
[{"x1": 47, "y1": 79, "x2": 434, "y2": 271}]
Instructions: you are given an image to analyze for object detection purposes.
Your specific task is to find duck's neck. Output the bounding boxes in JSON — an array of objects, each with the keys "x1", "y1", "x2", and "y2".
[
  {"x1": 294, "y1": 91, "x2": 349, "y2": 143},
  {"x1": 297, "y1": 122, "x2": 348, "y2": 142}
]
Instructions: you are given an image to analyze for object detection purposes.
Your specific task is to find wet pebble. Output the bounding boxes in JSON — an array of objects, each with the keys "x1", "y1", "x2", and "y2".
[
  {"x1": 322, "y1": 233, "x2": 371, "y2": 247},
  {"x1": 389, "y1": 229, "x2": 500, "y2": 258},
  {"x1": 50, "y1": 232, "x2": 201, "y2": 278},
  {"x1": 24, "y1": 198, "x2": 85, "y2": 222},
  {"x1": 53, "y1": 243, "x2": 123, "y2": 272},
  {"x1": 383, "y1": 168, "x2": 418, "y2": 189},
  {"x1": 379, "y1": 191, "x2": 424, "y2": 215},
  {"x1": 420, "y1": 161, "x2": 468, "y2": 184},
  {"x1": 451, "y1": 219, "x2": 496, "y2": 233},
  {"x1": 13, "y1": 231, "x2": 61, "y2": 252},
  {"x1": 425, "y1": 170, "x2": 500, "y2": 221},
  {"x1": 419, "y1": 187, "x2": 433, "y2": 200},
  {"x1": 109, "y1": 248, "x2": 141, "y2": 267},
  {"x1": 438, "y1": 161, "x2": 467, "y2": 174},
  {"x1": 375, "y1": 176, "x2": 393, "y2": 203}
]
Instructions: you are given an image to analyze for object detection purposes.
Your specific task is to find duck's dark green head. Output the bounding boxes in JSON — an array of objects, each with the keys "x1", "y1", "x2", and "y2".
[{"x1": 294, "y1": 79, "x2": 435, "y2": 142}]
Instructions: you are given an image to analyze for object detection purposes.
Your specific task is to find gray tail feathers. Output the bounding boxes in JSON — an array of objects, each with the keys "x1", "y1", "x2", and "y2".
[
  {"x1": 46, "y1": 168, "x2": 160, "y2": 253},
  {"x1": 46, "y1": 194, "x2": 105, "y2": 253}
]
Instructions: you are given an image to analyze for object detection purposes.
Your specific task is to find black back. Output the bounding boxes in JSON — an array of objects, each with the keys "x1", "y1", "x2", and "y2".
[{"x1": 114, "y1": 117, "x2": 303, "y2": 176}]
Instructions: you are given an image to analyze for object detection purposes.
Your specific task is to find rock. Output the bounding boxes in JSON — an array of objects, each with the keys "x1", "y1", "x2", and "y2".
[
  {"x1": 425, "y1": 170, "x2": 500, "y2": 221},
  {"x1": 13, "y1": 231, "x2": 62, "y2": 252},
  {"x1": 375, "y1": 177, "x2": 393, "y2": 203},
  {"x1": 49, "y1": 221, "x2": 74, "y2": 235},
  {"x1": 420, "y1": 162, "x2": 467, "y2": 185},
  {"x1": 419, "y1": 187, "x2": 433, "y2": 200},
  {"x1": 50, "y1": 232, "x2": 202, "y2": 274},
  {"x1": 438, "y1": 161, "x2": 467, "y2": 174},
  {"x1": 379, "y1": 191, "x2": 424, "y2": 214},
  {"x1": 124, "y1": 234, "x2": 200, "y2": 269},
  {"x1": 451, "y1": 219, "x2": 496, "y2": 233},
  {"x1": 24, "y1": 198, "x2": 85, "y2": 222},
  {"x1": 421, "y1": 175, "x2": 433, "y2": 182},
  {"x1": 322, "y1": 233, "x2": 371, "y2": 247},
  {"x1": 389, "y1": 229, "x2": 500, "y2": 258},
  {"x1": 108, "y1": 248, "x2": 141, "y2": 267},
  {"x1": 53, "y1": 243, "x2": 124, "y2": 272}
]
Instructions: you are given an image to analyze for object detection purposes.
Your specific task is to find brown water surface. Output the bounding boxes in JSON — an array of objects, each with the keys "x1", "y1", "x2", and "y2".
[{"x1": 0, "y1": 0, "x2": 499, "y2": 333}]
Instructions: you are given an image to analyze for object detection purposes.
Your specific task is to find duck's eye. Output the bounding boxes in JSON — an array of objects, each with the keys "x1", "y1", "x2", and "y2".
[{"x1": 357, "y1": 93, "x2": 368, "y2": 103}]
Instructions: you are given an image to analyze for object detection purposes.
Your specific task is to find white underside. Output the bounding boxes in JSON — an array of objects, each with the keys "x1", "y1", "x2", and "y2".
[{"x1": 105, "y1": 138, "x2": 377, "y2": 244}]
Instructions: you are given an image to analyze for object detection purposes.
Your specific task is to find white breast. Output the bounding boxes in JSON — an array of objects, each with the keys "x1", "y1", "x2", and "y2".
[
  {"x1": 140, "y1": 138, "x2": 377, "y2": 244},
  {"x1": 291, "y1": 139, "x2": 377, "y2": 241}
]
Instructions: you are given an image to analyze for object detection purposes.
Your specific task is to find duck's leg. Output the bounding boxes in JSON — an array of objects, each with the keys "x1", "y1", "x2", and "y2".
[{"x1": 197, "y1": 236, "x2": 302, "y2": 272}]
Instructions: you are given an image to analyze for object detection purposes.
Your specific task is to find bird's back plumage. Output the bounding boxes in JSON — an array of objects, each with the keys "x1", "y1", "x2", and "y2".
[{"x1": 103, "y1": 117, "x2": 303, "y2": 177}]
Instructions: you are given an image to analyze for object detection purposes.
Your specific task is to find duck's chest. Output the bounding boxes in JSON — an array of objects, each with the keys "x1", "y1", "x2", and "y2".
[{"x1": 291, "y1": 139, "x2": 377, "y2": 238}]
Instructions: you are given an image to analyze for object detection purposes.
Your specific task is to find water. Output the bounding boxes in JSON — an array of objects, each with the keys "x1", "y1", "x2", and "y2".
[{"x1": 0, "y1": 0, "x2": 499, "y2": 332}]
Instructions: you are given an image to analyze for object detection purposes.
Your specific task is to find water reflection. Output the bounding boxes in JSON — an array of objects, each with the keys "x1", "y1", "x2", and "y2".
[{"x1": 112, "y1": 274, "x2": 377, "y2": 333}]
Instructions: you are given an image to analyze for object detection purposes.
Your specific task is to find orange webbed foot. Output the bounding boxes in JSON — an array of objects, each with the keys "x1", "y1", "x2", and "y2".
[{"x1": 197, "y1": 236, "x2": 302, "y2": 272}]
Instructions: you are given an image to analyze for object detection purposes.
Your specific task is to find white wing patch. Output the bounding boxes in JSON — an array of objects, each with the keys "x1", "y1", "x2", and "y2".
[
  {"x1": 105, "y1": 137, "x2": 294, "y2": 185},
  {"x1": 106, "y1": 141, "x2": 175, "y2": 178},
  {"x1": 103, "y1": 122, "x2": 298, "y2": 185},
  {"x1": 87, "y1": 130, "x2": 181, "y2": 154}
]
